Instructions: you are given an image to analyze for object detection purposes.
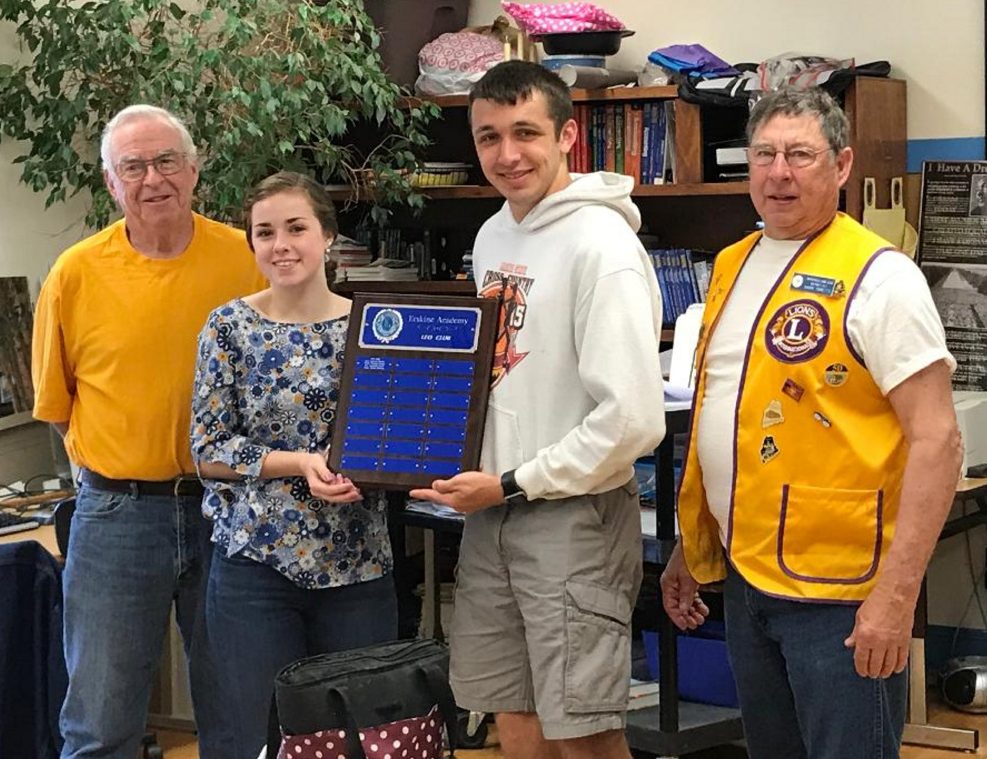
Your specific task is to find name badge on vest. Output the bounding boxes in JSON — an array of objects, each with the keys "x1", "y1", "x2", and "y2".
[{"x1": 791, "y1": 273, "x2": 845, "y2": 298}]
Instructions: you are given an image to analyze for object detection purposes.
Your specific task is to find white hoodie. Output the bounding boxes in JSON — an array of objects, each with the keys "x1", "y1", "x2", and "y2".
[{"x1": 473, "y1": 172, "x2": 666, "y2": 500}]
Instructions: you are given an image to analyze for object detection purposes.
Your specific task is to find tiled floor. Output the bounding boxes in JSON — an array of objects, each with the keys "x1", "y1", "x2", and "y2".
[{"x1": 157, "y1": 698, "x2": 987, "y2": 758}]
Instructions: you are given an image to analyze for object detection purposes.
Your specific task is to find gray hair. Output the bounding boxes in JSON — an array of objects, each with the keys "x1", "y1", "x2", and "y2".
[
  {"x1": 746, "y1": 86, "x2": 850, "y2": 154},
  {"x1": 100, "y1": 104, "x2": 198, "y2": 171}
]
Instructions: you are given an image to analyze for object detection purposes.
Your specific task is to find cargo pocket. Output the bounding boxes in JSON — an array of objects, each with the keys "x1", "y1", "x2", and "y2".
[
  {"x1": 563, "y1": 580, "x2": 632, "y2": 713},
  {"x1": 778, "y1": 484, "x2": 883, "y2": 584}
]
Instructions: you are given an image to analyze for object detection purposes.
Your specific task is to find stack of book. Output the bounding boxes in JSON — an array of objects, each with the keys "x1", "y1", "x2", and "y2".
[
  {"x1": 329, "y1": 234, "x2": 372, "y2": 283},
  {"x1": 568, "y1": 100, "x2": 674, "y2": 185},
  {"x1": 628, "y1": 678, "x2": 660, "y2": 711},
  {"x1": 337, "y1": 259, "x2": 419, "y2": 282},
  {"x1": 647, "y1": 248, "x2": 711, "y2": 325}
]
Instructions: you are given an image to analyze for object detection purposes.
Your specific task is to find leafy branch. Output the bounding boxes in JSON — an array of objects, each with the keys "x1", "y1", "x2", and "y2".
[{"x1": 0, "y1": 0, "x2": 439, "y2": 228}]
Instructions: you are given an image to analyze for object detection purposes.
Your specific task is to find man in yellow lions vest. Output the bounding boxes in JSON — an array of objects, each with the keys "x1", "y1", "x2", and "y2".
[{"x1": 660, "y1": 87, "x2": 962, "y2": 759}]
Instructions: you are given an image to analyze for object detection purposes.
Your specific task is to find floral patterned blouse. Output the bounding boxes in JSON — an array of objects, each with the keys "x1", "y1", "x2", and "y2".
[{"x1": 190, "y1": 298, "x2": 392, "y2": 590}]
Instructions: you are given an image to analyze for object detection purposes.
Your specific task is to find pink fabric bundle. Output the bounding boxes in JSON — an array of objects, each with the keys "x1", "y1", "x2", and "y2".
[
  {"x1": 419, "y1": 32, "x2": 504, "y2": 73},
  {"x1": 501, "y1": 2, "x2": 625, "y2": 35}
]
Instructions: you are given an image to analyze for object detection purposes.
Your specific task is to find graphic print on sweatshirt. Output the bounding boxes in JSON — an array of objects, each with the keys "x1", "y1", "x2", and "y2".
[{"x1": 479, "y1": 265, "x2": 533, "y2": 387}]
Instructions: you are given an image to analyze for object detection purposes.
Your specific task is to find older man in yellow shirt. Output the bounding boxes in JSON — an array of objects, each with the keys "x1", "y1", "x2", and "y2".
[{"x1": 32, "y1": 104, "x2": 264, "y2": 759}]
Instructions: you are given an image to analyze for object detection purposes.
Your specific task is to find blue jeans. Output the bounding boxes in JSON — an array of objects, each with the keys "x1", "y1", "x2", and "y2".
[
  {"x1": 724, "y1": 565, "x2": 907, "y2": 759},
  {"x1": 60, "y1": 485, "x2": 230, "y2": 759},
  {"x1": 206, "y1": 551, "x2": 398, "y2": 759}
]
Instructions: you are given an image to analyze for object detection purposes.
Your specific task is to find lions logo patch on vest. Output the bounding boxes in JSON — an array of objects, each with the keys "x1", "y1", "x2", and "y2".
[{"x1": 766, "y1": 299, "x2": 829, "y2": 363}]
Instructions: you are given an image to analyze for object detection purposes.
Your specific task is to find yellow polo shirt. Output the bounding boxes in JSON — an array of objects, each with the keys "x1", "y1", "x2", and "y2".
[{"x1": 33, "y1": 213, "x2": 265, "y2": 480}]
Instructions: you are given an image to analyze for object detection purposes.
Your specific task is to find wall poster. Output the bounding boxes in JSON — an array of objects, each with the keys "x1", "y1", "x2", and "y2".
[
  {"x1": 917, "y1": 160, "x2": 987, "y2": 390},
  {"x1": 0, "y1": 276, "x2": 34, "y2": 416}
]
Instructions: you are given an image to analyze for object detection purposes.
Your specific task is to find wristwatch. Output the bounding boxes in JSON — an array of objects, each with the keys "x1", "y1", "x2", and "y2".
[{"x1": 500, "y1": 469, "x2": 526, "y2": 502}]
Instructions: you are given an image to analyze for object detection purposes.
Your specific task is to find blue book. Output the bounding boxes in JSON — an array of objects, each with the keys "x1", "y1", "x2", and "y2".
[
  {"x1": 649, "y1": 103, "x2": 666, "y2": 185},
  {"x1": 641, "y1": 102, "x2": 653, "y2": 184}
]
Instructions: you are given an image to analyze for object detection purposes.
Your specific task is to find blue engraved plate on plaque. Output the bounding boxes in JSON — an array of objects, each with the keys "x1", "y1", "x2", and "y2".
[{"x1": 359, "y1": 304, "x2": 481, "y2": 353}]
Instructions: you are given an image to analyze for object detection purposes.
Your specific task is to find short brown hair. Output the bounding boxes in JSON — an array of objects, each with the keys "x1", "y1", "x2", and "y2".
[
  {"x1": 243, "y1": 171, "x2": 339, "y2": 251},
  {"x1": 469, "y1": 60, "x2": 573, "y2": 135}
]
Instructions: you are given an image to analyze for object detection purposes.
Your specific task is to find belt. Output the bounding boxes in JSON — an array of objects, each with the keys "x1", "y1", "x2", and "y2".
[{"x1": 80, "y1": 468, "x2": 205, "y2": 498}]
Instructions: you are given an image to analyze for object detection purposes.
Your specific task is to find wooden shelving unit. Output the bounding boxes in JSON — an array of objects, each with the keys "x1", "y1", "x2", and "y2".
[
  {"x1": 329, "y1": 181, "x2": 751, "y2": 203},
  {"x1": 399, "y1": 85, "x2": 679, "y2": 110},
  {"x1": 332, "y1": 280, "x2": 476, "y2": 296},
  {"x1": 347, "y1": 78, "x2": 905, "y2": 311}
]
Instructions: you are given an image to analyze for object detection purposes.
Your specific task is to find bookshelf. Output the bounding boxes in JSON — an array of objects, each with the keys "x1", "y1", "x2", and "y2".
[
  {"x1": 332, "y1": 280, "x2": 476, "y2": 296},
  {"x1": 328, "y1": 181, "x2": 749, "y2": 203},
  {"x1": 339, "y1": 77, "x2": 906, "y2": 303}
]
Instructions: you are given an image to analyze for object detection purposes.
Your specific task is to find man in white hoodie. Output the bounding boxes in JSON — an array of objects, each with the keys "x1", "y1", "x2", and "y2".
[{"x1": 411, "y1": 61, "x2": 665, "y2": 759}]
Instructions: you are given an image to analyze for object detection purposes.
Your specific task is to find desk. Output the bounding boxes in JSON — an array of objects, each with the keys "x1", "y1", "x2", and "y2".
[
  {"x1": 0, "y1": 522, "x2": 60, "y2": 556},
  {"x1": 397, "y1": 508, "x2": 462, "y2": 641},
  {"x1": 0, "y1": 489, "x2": 73, "y2": 510},
  {"x1": 903, "y1": 477, "x2": 987, "y2": 752}
]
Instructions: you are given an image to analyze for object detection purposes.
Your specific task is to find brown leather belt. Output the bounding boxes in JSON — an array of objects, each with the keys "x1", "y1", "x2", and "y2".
[{"x1": 80, "y1": 468, "x2": 205, "y2": 498}]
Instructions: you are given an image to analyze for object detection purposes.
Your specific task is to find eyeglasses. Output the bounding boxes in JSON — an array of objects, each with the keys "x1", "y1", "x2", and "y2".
[
  {"x1": 746, "y1": 145, "x2": 832, "y2": 169},
  {"x1": 114, "y1": 151, "x2": 189, "y2": 182}
]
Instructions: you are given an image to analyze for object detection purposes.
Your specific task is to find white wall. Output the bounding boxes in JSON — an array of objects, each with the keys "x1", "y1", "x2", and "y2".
[
  {"x1": 0, "y1": 23, "x2": 89, "y2": 476},
  {"x1": 0, "y1": 22, "x2": 90, "y2": 294},
  {"x1": 470, "y1": 0, "x2": 985, "y2": 142},
  {"x1": 0, "y1": 136, "x2": 90, "y2": 295}
]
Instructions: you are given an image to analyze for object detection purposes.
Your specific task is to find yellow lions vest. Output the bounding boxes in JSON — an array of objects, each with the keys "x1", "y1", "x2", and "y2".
[{"x1": 677, "y1": 213, "x2": 908, "y2": 602}]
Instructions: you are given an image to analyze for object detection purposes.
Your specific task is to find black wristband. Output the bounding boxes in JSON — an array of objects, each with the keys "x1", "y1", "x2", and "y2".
[{"x1": 500, "y1": 469, "x2": 525, "y2": 502}]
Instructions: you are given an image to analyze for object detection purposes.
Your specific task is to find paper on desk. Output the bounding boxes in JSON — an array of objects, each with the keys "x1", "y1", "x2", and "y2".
[
  {"x1": 406, "y1": 500, "x2": 464, "y2": 520},
  {"x1": 664, "y1": 382, "x2": 693, "y2": 401},
  {"x1": 669, "y1": 303, "x2": 704, "y2": 390},
  {"x1": 640, "y1": 507, "x2": 657, "y2": 538}
]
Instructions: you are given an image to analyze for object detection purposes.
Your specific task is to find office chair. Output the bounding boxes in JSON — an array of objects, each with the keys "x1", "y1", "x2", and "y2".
[
  {"x1": 0, "y1": 539, "x2": 66, "y2": 759},
  {"x1": 52, "y1": 497, "x2": 164, "y2": 759},
  {"x1": 52, "y1": 497, "x2": 74, "y2": 558}
]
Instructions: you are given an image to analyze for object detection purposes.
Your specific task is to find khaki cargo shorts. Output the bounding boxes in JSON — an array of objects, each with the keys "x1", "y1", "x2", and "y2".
[{"x1": 449, "y1": 479, "x2": 642, "y2": 740}]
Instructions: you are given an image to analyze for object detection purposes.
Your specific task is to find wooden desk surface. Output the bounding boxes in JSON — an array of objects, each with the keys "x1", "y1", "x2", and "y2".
[
  {"x1": 956, "y1": 477, "x2": 987, "y2": 494},
  {"x1": 0, "y1": 522, "x2": 61, "y2": 558}
]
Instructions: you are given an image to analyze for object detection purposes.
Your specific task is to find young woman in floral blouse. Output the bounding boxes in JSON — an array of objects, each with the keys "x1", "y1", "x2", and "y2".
[{"x1": 190, "y1": 171, "x2": 395, "y2": 758}]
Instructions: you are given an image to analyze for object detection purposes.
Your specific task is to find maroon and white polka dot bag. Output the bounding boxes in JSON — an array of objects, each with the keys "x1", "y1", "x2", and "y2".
[
  {"x1": 268, "y1": 640, "x2": 458, "y2": 759},
  {"x1": 277, "y1": 705, "x2": 444, "y2": 759}
]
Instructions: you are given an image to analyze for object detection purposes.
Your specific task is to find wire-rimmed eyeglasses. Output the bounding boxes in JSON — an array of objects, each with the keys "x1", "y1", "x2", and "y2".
[
  {"x1": 746, "y1": 145, "x2": 832, "y2": 169},
  {"x1": 114, "y1": 151, "x2": 189, "y2": 182}
]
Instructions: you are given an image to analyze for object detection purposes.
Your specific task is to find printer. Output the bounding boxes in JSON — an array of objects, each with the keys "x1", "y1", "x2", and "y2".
[{"x1": 954, "y1": 391, "x2": 987, "y2": 476}]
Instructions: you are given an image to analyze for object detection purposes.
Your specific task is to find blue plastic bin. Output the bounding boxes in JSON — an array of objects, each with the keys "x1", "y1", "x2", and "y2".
[{"x1": 641, "y1": 621, "x2": 739, "y2": 708}]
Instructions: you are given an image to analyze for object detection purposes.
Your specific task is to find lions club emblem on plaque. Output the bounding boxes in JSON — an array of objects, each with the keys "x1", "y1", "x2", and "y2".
[
  {"x1": 765, "y1": 299, "x2": 829, "y2": 363},
  {"x1": 371, "y1": 308, "x2": 403, "y2": 343}
]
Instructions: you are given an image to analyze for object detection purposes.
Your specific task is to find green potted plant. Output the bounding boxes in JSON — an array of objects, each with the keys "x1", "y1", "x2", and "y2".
[{"x1": 0, "y1": 0, "x2": 438, "y2": 228}]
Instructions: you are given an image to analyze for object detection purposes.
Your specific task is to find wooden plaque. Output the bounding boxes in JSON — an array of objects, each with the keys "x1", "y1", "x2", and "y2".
[{"x1": 329, "y1": 293, "x2": 497, "y2": 489}]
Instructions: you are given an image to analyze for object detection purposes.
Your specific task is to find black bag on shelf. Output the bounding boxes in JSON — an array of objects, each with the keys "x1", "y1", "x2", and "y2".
[{"x1": 267, "y1": 639, "x2": 459, "y2": 759}]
